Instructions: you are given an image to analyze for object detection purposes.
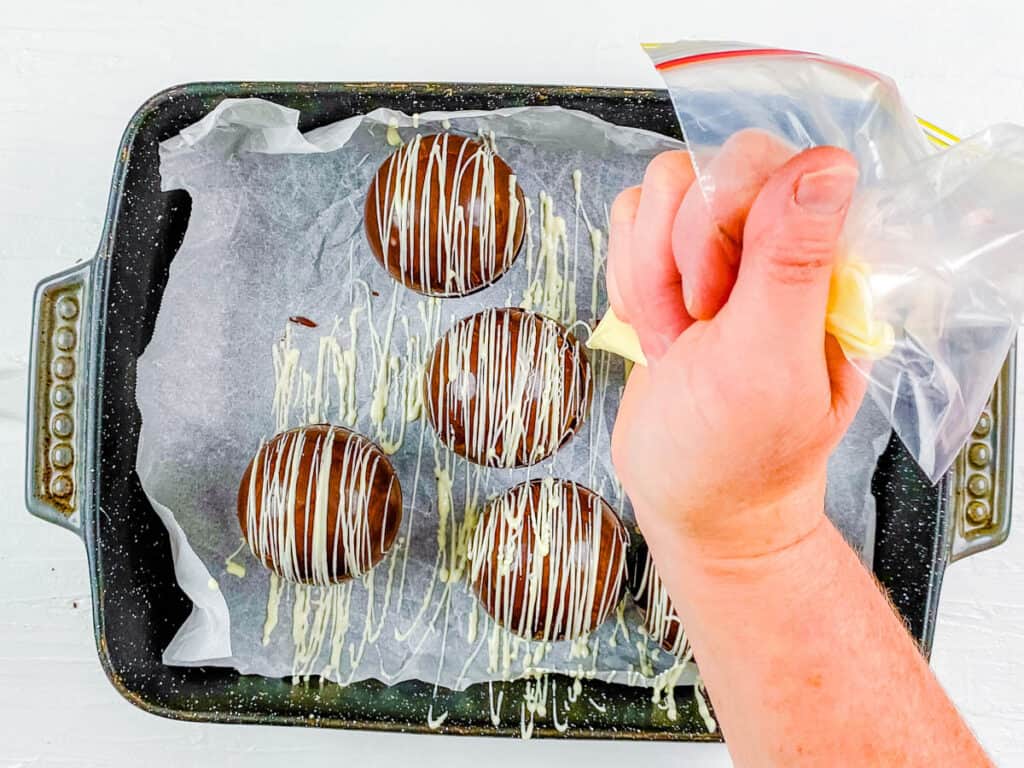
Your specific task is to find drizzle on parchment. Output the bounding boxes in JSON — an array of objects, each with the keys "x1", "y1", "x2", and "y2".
[{"x1": 243, "y1": 165, "x2": 701, "y2": 736}]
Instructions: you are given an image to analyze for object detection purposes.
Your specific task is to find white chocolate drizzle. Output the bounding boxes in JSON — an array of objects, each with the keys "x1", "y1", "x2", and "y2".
[
  {"x1": 263, "y1": 573, "x2": 284, "y2": 645},
  {"x1": 651, "y1": 660, "x2": 689, "y2": 721},
  {"x1": 569, "y1": 170, "x2": 607, "y2": 319},
  {"x1": 584, "y1": 332, "x2": 614, "y2": 489},
  {"x1": 243, "y1": 425, "x2": 396, "y2": 586},
  {"x1": 272, "y1": 327, "x2": 301, "y2": 432},
  {"x1": 695, "y1": 676, "x2": 718, "y2": 732},
  {"x1": 634, "y1": 548, "x2": 690, "y2": 658},
  {"x1": 225, "y1": 539, "x2": 247, "y2": 579},
  {"x1": 386, "y1": 117, "x2": 402, "y2": 147},
  {"x1": 426, "y1": 308, "x2": 592, "y2": 468},
  {"x1": 609, "y1": 596, "x2": 629, "y2": 649},
  {"x1": 521, "y1": 191, "x2": 572, "y2": 323},
  {"x1": 589, "y1": 223, "x2": 605, "y2": 318},
  {"x1": 551, "y1": 680, "x2": 569, "y2": 733},
  {"x1": 488, "y1": 680, "x2": 504, "y2": 726},
  {"x1": 390, "y1": 298, "x2": 441, "y2": 620},
  {"x1": 371, "y1": 133, "x2": 521, "y2": 296},
  {"x1": 243, "y1": 152, "x2": 707, "y2": 736},
  {"x1": 427, "y1": 703, "x2": 448, "y2": 729},
  {"x1": 469, "y1": 478, "x2": 627, "y2": 644},
  {"x1": 367, "y1": 288, "x2": 409, "y2": 454},
  {"x1": 318, "y1": 583, "x2": 355, "y2": 680}
]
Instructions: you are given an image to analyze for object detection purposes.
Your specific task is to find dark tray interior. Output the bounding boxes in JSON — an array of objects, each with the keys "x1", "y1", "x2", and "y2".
[{"x1": 88, "y1": 82, "x2": 947, "y2": 739}]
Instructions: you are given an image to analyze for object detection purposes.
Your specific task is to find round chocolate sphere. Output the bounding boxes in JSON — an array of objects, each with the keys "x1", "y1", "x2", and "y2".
[
  {"x1": 469, "y1": 479, "x2": 628, "y2": 642},
  {"x1": 237, "y1": 424, "x2": 402, "y2": 585},
  {"x1": 424, "y1": 307, "x2": 593, "y2": 468},
  {"x1": 365, "y1": 133, "x2": 526, "y2": 297},
  {"x1": 629, "y1": 543, "x2": 690, "y2": 658}
]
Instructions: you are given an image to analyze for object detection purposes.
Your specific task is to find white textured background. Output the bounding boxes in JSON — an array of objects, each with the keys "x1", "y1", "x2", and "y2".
[{"x1": 2, "y1": 2, "x2": 1023, "y2": 766}]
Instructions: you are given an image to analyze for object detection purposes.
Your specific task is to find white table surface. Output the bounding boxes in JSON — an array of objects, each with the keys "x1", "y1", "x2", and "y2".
[{"x1": 3, "y1": 2, "x2": 1024, "y2": 765}]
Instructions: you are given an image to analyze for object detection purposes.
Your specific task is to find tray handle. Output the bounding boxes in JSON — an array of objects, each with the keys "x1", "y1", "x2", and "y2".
[
  {"x1": 25, "y1": 260, "x2": 94, "y2": 535},
  {"x1": 949, "y1": 346, "x2": 1016, "y2": 562}
]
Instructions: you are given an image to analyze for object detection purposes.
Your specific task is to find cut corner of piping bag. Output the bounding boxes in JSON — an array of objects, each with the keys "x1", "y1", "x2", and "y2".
[{"x1": 587, "y1": 308, "x2": 648, "y2": 367}]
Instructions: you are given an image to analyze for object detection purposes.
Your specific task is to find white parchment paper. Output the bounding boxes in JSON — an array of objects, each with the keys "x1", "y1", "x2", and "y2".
[{"x1": 136, "y1": 99, "x2": 890, "y2": 694}]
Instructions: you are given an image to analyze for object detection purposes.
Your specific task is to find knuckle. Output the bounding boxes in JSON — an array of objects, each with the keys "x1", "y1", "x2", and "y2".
[
  {"x1": 639, "y1": 288, "x2": 683, "y2": 327},
  {"x1": 611, "y1": 186, "x2": 640, "y2": 224},
  {"x1": 642, "y1": 150, "x2": 692, "y2": 195},
  {"x1": 725, "y1": 128, "x2": 785, "y2": 156},
  {"x1": 750, "y1": 228, "x2": 836, "y2": 286},
  {"x1": 762, "y1": 255, "x2": 832, "y2": 287},
  {"x1": 713, "y1": 222, "x2": 742, "y2": 265}
]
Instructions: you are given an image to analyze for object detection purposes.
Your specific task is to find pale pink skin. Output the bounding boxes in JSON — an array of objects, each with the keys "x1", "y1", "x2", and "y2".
[{"x1": 608, "y1": 131, "x2": 991, "y2": 767}]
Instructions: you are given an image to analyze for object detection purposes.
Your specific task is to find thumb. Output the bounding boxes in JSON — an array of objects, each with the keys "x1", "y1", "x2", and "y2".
[{"x1": 730, "y1": 147, "x2": 858, "y2": 356}]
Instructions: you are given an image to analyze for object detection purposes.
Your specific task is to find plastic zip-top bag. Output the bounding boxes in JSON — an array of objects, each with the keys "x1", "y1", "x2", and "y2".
[{"x1": 601, "y1": 41, "x2": 1024, "y2": 482}]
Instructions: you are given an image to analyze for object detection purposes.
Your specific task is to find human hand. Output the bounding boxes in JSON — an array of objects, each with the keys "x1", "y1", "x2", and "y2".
[{"x1": 607, "y1": 130, "x2": 867, "y2": 561}]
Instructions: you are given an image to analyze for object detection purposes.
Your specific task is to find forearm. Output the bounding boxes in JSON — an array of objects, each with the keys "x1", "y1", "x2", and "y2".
[{"x1": 646, "y1": 510, "x2": 991, "y2": 768}]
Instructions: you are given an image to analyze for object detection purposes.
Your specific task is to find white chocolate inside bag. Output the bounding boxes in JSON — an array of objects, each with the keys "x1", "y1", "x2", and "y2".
[{"x1": 588, "y1": 260, "x2": 894, "y2": 366}]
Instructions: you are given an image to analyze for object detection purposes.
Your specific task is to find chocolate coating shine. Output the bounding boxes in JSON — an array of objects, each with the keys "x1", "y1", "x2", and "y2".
[
  {"x1": 365, "y1": 133, "x2": 526, "y2": 297},
  {"x1": 469, "y1": 479, "x2": 628, "y2": 642},
  {"x1": 424, "y1": 307, "x2": 593, "y2": 468},
  {"x1": 237, "y1": 424, "x2": 402, "y2": 585},
  {"x1": 628, "y1": 543, "x2": 690, "y2": 657}
]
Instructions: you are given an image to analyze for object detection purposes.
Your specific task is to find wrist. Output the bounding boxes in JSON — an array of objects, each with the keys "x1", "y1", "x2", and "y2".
[
  {"x1": 635, "y1": 473, "x2": 829, "y2": 562},
  {"x1": 647, "y1": 514, "x2": 847, "y2": 622}
]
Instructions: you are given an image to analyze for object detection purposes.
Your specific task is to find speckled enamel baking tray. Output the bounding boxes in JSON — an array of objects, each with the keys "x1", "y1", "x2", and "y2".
[{"x1": 24, "y1": 82, "x2": 1015, "y2": 739}]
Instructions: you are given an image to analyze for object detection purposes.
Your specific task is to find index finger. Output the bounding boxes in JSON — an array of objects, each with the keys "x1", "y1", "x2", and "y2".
[
  {"x1": 606, "y1": 186, "x2": 641, "y2": 322},
  {"x1": 673, "y1": 129, "x2": 796, "y2": 320},
  {"x1": 629, "y1": 150, "x2": 698, "y2": 362}
]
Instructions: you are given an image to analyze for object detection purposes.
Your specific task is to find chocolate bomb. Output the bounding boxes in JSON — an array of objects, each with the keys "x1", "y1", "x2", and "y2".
[
  {"x1": 237, "y1": 424, "x2": 402, "y2": 585},
  {"x1": 469, "y1": 478, "x2": 628, "y2": 642},
  {"x1": 629, "y1": 542, "x2": 691, "y2": 658},
  {"x1": 365, "y1": 133, "x2": 526, "y2": 297},
  {"x1": 424, "y1": 307, "x2": 593, "y2": 468}
]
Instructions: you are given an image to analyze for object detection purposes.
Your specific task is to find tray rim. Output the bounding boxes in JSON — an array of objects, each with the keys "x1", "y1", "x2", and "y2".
[
  {"x1": 31, "y1": 79, "x2": 1012, "y2": 740},
  {"x1": 80, "y1": 80, "x2": 718, "y2": 741}
]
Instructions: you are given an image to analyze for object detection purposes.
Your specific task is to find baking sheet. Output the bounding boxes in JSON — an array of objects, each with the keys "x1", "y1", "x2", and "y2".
[{"x1": 136, "y1": 99, "x2": 890, "y2": 699}]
